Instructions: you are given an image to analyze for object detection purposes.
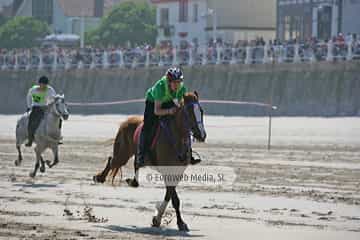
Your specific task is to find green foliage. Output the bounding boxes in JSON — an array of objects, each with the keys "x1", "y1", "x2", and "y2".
[
  {"x1": 0, "y1": 16, "x2": 50, "y2": 49},
  {"x1": 86, "y1": 1, "x2": 156, "y2": 47}
]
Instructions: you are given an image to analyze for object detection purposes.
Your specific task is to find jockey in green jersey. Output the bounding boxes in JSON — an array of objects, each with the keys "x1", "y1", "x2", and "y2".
[{"x1": 135, "y1": 67, "x2": 201, "y2": 167}]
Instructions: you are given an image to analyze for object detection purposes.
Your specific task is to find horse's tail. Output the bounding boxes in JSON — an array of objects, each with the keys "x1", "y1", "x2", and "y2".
[
  {"x1": 106, "y1": 117, "x2": 139, "y2": 185},
  {"x1": 94, "y1": 116, "x2": 140, "y2": 185},
  {"x1": 15, "y1": 114, "x2": 28, "y2": 146},
  {"x1": 109, "y1": 167, "x2": 122, "y2": 185}
]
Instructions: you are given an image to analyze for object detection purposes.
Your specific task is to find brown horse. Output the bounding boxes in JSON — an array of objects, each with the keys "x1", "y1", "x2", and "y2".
[{"x1": 93, "y1": 92, "x2": 206, "y2": 231}]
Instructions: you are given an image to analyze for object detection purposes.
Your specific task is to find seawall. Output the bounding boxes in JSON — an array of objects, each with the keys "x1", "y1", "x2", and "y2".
[{"x1": 1, "y1": 61, "x2": 359, "y2": 116}]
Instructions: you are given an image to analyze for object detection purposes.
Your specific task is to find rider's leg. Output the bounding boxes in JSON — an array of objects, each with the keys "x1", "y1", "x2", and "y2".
[
  {"x1": 26, "y1": 107, "x2": 44, "y2": 147},
  {"x1": 135, "y1": 129, "x2": 146, "y2": 167},
  {"x1": 135, "y1": 101, "x2": 157, "y2": 168}
]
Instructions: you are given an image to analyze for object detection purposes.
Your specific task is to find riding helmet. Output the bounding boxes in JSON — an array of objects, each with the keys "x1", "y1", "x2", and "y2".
[
  {"x1": 38, "y1": 76, "x2": 49, "y2": 85},
  {"x1": 166, "y1": 67, "x2": 183, "y2": 81}
]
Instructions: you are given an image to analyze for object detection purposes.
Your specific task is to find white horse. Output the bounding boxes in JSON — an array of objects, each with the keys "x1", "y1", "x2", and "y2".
[{"x1": 15, "y1": 94, "x2": 70, "y2": 178}]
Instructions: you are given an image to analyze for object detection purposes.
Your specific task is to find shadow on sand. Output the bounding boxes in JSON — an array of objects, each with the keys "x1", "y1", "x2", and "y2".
[
  {"x1": 98, "y1": 224, "x2": 205, "y2": 238},
  {"x1": 13, "y1": 183, "x2": 58, "y2": 188}
]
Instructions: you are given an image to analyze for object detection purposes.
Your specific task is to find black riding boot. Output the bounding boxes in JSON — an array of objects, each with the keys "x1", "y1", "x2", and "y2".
[
  {"x1": 135, "y1": 130, "x2": 147, "y2": 168},
  {"x1": 25, "y1": 107, "x2": 43, "y2": 147}
]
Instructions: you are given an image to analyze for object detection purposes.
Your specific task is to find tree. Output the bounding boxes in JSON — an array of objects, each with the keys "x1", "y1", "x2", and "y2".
[
  {"x1": 0, "y1": 16, "x2": 50, "y2": 49},
  {"x1": 86, "y1": 1, "x2": 156, "y2": 47}
]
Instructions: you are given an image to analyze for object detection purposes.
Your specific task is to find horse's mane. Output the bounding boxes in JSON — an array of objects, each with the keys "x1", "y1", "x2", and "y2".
[{"x1": 183, "y1": 92, "x2": 198, "y2": 105}]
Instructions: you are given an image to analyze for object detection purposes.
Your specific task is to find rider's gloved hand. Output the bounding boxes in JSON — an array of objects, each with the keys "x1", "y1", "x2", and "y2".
[
  {"x1": 167, "y1": 107, "x2": 177, "y2": 115},
  {"x1": 26, "y1": 108, "x2": 31, "y2": 112}
]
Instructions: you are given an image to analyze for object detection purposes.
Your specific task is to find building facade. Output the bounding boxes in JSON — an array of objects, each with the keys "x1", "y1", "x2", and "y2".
[
  {"x1": 277, "y1": 0, "x2": 360, "y2": 41},
  {"x1": 152, "y1": 0, "x2": 208, "y2": 46},
  {"x1": 206, "y1": 0, "x2": 276, "y2": 43},
  {"x1": 341, "y1": 0, "x2": 360, "y2": 35},
  {"x1": 152, "y1": 0, "x2": 276, "y2": 46}
]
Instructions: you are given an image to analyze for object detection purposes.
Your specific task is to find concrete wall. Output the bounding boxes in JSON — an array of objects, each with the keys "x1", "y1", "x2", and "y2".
[{"x1": 1, "y1": 61, "x2": 360, "y2": 116}]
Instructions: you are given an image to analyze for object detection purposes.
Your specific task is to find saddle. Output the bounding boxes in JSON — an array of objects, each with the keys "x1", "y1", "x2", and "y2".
[{"x1": 133, "y1": 122, "x2": 161, "y2": 150}]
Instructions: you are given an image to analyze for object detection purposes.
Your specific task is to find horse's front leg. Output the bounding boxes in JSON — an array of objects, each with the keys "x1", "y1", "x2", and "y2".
[
  {"x1": 39, "y1": 156, "x2": 46, "y2": 173},
  {"x1": 152, "y1": 186, "x2": 171, "y2": 228},
  {"x1": 15, "y1": 145, "x2": 23, "y2": 166},
  {"x1": 30, "y1": 146, "x2": 42, "y2": 178},
  {"x1": 171, "y1": 186, "x2": 189, "y2": 232},
  {"x1": 46, "y1": 145, "x2": 59, "y2": 168}
]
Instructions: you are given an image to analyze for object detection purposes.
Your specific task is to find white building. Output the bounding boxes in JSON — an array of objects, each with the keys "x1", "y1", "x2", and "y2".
[
  {"x1": 152, "y1": 0, "x2": 207, "y2": 46},
  {"x1": 152, "y1": 0, "x2": 276, "y2": 46}
]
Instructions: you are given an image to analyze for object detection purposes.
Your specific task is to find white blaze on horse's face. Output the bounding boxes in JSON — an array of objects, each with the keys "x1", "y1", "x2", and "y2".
[
  {"x1": 192, "y1": 103, "x2": 206, "y2": 142},
  {"x1": 54, "y1": 95, "x2": 69, "y2": 120}
]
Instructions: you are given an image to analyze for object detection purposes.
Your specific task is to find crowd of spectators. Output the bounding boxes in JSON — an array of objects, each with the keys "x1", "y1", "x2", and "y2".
[{"x1": 1, "y1": 33, "x2": 360, "y2": 71}]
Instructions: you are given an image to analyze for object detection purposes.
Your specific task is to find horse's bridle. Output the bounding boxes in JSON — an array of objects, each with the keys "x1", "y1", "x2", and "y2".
[
  {"x1": 51, "y1": 98, "x2": 67, "y2": 119},
  {"x1": 159, "y1": 101, "x2": 204, "y2": 161},
  {"x1": 183, "y1": 101, "x2": 204, "y2": 139}
]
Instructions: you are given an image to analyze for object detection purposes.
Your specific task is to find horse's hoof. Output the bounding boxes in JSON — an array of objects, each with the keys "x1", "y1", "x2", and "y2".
[
  {"x1": 93, "y1": 175, "x2": 104, "y2": 184},
  {"x1": 45, "y1": 160, "x2": 58, "y2": 168},
  {"x1": 93, "y1": 175, "x2": 98, "y2": 183},
  {"x1": 40, "y1": 165, "x2": 45, "y2": 173},
  {"x1": 126, "y1": 178, "x2": 139, "y2": 188},
  {"x1": 178, "y1": 222, "x2": 190, "y2": 232},
  {"x1": 152, "y1": 216, "x2": 161, "y2": 228},
  {"x1": 45, "y1": 160, "x2": 52, "y2": 167},
  {"x1": 29, "y1": 172, "x2": 36, "y2": 178}
]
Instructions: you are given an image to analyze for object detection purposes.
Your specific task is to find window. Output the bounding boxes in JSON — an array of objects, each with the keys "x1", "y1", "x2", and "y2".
[
  {"x1": 193, "y1": 3, "x2": 198, "y2": 22},
  {"x1": 94, "y1": 0, "x2": 104, "y2": 18},
  {"x1": 284, "y1": 16, "x2": 291, "y2": 40},
  {"x1": 318, "y1": 6, "x2": 332, "y2": 40},
  {"x1": 71, "y1": 18, "x2": 80, "y2": 35},
  {"x1": 32, "y1": 0, "x2": 53, "y2": 24},
  {"x1": 160, "y1": 8, "x2": 169, "y2": 26},
  {"x1": 179, "y1": 0, "x2": 188, "y2": 22}
]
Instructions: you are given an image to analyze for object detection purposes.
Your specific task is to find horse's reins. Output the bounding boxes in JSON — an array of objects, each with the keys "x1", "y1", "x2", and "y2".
[
  {"x1": 52, "y1": 99, "x2": 67, "y2": 120},
  {"x1": 43, "y1": 98, "x2": 66, "y2": 142}
]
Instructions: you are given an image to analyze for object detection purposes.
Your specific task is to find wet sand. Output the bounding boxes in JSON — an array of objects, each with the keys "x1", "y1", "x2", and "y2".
[{"x1": 0, "y1": 115, "x2": 359, "y2": 239}]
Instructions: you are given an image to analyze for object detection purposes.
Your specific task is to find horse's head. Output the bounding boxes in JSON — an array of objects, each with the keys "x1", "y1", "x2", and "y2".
[
  {"x1": 51, "y1": 94, "x2": 70, "y2": 120},
  {"x1": 183, "y1": 91, "x2": 206, "y2": 142}
]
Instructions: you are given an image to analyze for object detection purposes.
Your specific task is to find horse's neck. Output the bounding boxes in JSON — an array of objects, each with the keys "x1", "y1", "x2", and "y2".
[
  {"x1": 44, "y1": 109, "x2": 60, "y2": 135},
  {"x1": 171, "y1": 108, "x2": 189, "y2": 141}
]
